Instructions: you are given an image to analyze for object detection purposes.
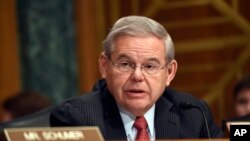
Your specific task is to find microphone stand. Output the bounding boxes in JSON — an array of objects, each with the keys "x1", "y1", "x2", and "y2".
[{"x1": 179, "y1": 102, "x2": 211, "y2": 138}]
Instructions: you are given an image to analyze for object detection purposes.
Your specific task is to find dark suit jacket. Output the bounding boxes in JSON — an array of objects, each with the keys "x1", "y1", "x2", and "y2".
[{"x1": 50, "y1": 80, "x2": 223, "y2": 140}]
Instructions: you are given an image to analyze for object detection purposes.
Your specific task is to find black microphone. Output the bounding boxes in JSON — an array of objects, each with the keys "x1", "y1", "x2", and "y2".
[{"x1": 179, "y1": 102, "x2": 211, "y2": 138}]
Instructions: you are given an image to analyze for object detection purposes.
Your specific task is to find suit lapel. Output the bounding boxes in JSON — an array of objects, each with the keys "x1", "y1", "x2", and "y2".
[
  {"x1": 155, "y1": 96, "x2": 180, "y2": 139},
  {"x1": 101, "y1": 88, "x2": 127, "y2": 140},
  {"x1": 99, "y1": 81, "x2": 180, "y2": 140}
]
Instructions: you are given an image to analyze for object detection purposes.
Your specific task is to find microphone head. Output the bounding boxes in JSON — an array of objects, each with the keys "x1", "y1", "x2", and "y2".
[{"x1": 179, "y1": 102, "x2": 194, "y2": 109}]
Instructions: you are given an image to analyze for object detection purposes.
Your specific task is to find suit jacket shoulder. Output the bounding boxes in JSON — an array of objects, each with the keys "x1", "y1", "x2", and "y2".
[
  {"x1": 50, "y1": 91, "x2": 104, "y2": 126},
  {"x1": 164, "y1": 88, "x2": 203, "y2": 106},
  {"x1": 50, "y1": 88, "x2": 126, "y2": 140},
  {"x1": 156, "y1": 88, "x2": 223, "y2": 138}
]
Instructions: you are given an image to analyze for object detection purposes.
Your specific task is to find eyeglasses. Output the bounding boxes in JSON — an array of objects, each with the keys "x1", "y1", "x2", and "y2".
[{"x1": 109, "y1": 59, "x2": 167, "y2": 75}]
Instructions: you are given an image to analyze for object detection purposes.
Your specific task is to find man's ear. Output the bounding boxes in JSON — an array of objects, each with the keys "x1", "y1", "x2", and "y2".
[
  {"x1": 166, "y1": 59, "x2": 178, "y2": 86},
  {"x1": 99, "y1": 52, "x2": 108, "y2": 79}
]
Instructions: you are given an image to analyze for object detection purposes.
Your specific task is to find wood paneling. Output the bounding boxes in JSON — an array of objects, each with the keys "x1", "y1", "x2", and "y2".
[
  {"x1": 73, "y1": 0, "x2": 101, "y2": 93},
  {"x1": 0, "y1": 0, "x2": 21, "y2": 120}
]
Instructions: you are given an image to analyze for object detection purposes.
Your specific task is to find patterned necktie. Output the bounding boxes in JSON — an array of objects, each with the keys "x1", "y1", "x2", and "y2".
[{"x1": 133, "y1": 116, "x2": 150, "y2": 141}]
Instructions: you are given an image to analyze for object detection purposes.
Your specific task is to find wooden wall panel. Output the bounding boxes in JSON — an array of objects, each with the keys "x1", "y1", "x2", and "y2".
[
  {"x1": 73, "y1": 0, "x2": 101, "y2": 93},
  {"x1": 0, "y1": 0, "x2": 21, "y2": 120}
]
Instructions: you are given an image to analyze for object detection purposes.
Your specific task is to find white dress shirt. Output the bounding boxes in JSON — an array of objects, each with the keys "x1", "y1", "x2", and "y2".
[{"x1": 118, "y1": 104, "x2": 155, "y2": 141}]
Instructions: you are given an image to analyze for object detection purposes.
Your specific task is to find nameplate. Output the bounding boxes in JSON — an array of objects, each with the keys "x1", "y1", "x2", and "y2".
[{"x1": 4, "y1": 127, "x2": 104, "y2": 141}]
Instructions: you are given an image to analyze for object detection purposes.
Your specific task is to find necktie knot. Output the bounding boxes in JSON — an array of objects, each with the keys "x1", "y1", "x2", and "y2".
[
  {"x1": 134, "y1": 116, "x2": 148, "y2": 130},
  {"x1": 133, "y1": 116, "x2": 149, "y2": 141}
]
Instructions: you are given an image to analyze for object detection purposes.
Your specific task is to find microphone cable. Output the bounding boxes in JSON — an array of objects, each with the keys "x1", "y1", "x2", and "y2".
[{"x1": 179, "y1": 102, "x2": 211, "y2": 138}]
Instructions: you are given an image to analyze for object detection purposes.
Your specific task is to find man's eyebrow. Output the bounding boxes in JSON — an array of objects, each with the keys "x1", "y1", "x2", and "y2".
[
  {"x1": 115, "y1": 55, "x2": 162, "y2": 64},
  {"x1": 145, "y1": 58, "x2": 161, "y2": 64},
  {"x1": 115, "y1": 54, "x2": 131, "y2": 60}
]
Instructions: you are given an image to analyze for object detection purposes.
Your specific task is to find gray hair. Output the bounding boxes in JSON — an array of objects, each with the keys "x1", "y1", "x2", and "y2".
[{"x1": 103, "y1": 15, "x2": 175, "y2": 61}]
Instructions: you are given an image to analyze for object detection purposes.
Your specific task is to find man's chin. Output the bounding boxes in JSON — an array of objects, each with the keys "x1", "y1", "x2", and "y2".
[{"x1": 125, "y1": 102, "x2": 150, "y2": 115}]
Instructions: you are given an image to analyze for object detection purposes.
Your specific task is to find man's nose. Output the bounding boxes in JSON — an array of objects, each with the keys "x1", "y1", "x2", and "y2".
[{"x1": 131, "y1": 66, "x2": 144, "y2": 81}]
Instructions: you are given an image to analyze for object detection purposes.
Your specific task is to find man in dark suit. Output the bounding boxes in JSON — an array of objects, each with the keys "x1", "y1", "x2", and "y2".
[{"x1": 50, "y1": 16, "x2": 223, "y2": 140}]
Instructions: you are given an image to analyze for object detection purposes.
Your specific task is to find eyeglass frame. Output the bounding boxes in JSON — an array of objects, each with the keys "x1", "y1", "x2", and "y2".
[{"x1": 107, "y1": 56, "x2": 169, "y2": 75}]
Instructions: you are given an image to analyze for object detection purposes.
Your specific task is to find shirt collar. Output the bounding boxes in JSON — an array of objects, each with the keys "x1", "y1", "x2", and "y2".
[{"x1": 118, "y1": 104, "x2": 155, "y2": 139}]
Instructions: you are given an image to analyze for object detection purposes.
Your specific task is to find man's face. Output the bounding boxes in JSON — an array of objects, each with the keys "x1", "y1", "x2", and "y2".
[
  {"x1": 235, "y1": 88, "x2": 250, "y2": 117},
  {"x1": 99, "y1": 35, "x2": 177, "y2": 116}
]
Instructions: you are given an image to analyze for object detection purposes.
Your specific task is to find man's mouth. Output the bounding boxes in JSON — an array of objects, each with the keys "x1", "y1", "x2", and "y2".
[
  {"x1": 126, "y1": 88, "x2": 146, "y2": 93},
  {"x1": 124, "y1": 89, "x2": 148, "y2": 98}
]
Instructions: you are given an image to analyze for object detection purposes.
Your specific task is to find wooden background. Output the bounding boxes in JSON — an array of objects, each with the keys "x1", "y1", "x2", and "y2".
[{"x1": 1, "y1": 0, "x2": 250, "y2": 127}]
